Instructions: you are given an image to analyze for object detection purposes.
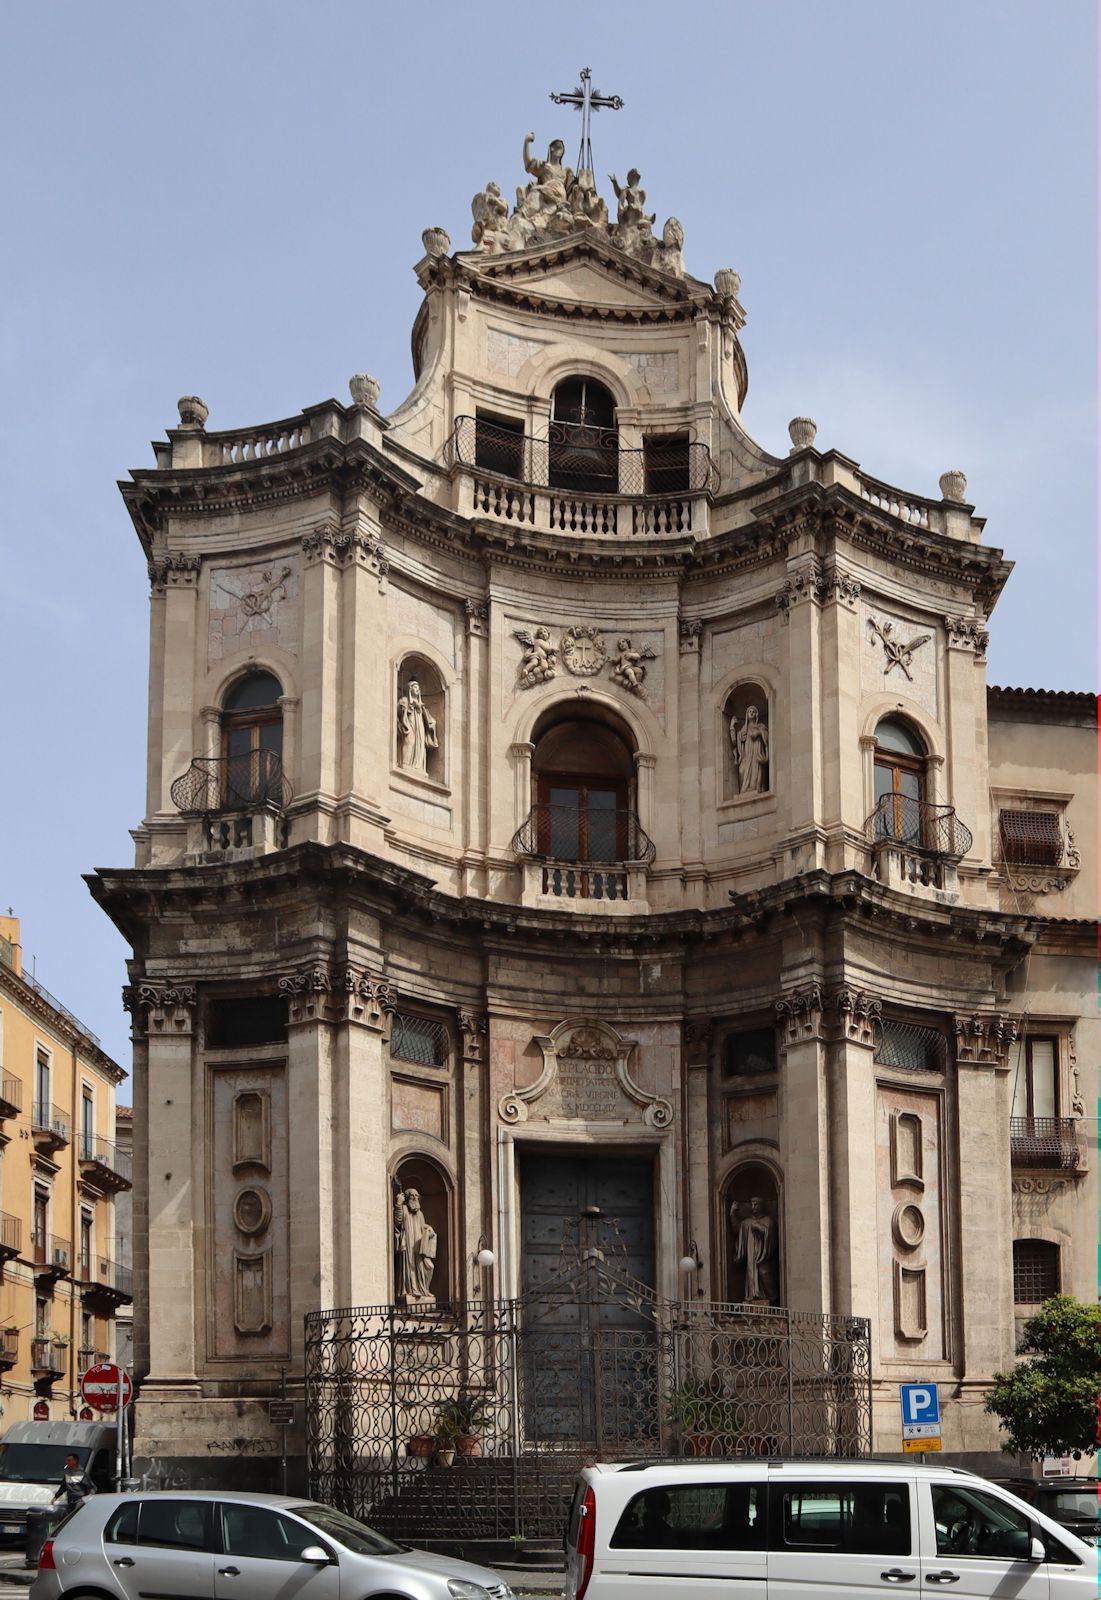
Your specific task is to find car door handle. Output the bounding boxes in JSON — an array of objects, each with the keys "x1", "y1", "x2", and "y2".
[
  {"x1": 218, "y1": 1566, "x2": 241, "y2": 1576},
  {"x1": 926, "y1": 1574, "x2": 960, "y2": 1584},
  {"x1": 880, "y1": 1571, "x2": 916, "y2": 1583},
  {"x1": 113, "y1": 1557, "x2": 135, "y2": 1568}
]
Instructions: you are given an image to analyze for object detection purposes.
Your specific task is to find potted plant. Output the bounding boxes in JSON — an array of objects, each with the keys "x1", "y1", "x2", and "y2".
[
  {"x1": 435, "y1": 1395, "x2": 488, "y2": 1458},
  {"x1": 405, "y1": 1427, "x2": 435, "y2": 1461},
  {"x1": 666, "y1": 1381, "x2": 738, "y2": 1457},
  {"x1": 433, "y1": 1410, "x2": 461, "y2": 1467}
]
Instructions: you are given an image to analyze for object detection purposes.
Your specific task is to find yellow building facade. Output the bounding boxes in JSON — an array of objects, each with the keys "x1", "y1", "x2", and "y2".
[{"x1": 0, "y1": 916, "x2": 129, "y2": 1425}]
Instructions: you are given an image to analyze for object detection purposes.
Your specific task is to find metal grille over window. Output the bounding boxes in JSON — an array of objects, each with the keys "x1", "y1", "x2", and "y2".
[
  {"x1": 998, "y1": 808, "x2": 1063, "y2": 867},
  {"x1": 1012, "y1": 1239, "x2": 1060, "y2": 1304},
  {"x1": 390, "y1": 1013, "x2": 449, "y2": 1067},
  {"x1": 872, "y1": 1019, "x2": 947, "y2": 1073}
]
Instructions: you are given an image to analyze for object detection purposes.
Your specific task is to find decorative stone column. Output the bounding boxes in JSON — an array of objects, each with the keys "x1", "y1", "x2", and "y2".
[
  {"x1": 328, "y1": 966, "x2": 394, "y2": 1307},
  {"x1": 458, "y1": 1010, "x2": 489, "y2": 1299},
  {"x1": 462, "y1": 602, "x2": 490, "y2": 896},
  {"x1": 277, "y1": 966, "x2": 340, "y2": 1364},
  {"x1": 298, "y1": 527, "x2": 344, "y2": 819},
  {"x1": 776, "y1": 982, "x2": 830, "y2": 1312},
  {"x1": 124, "y1": 983, "x2": 200, "y2": 1385},
  {"x1": 678, "y1": 622, "x2": 704, "y2": 896},
  {"x1": 149, "y1": 557, "x2": 201, "y2": 814},
  {"x1": 683, "y1": 1020, "x2": 713, "y2": 1298},
  {"x1": 777, "y1": 550, "x2": 825, "y2": 874},
  {"x1": 943, "y1": 618, "x2": 991, "y2": 866},
  {"x1": 825, "y1": 988, "x2": 880, "y2": 1318},
  {"x1": 953, "y1": 1012, "x2": 1018, "y2": 1380},
  {"x1": 277, "y1": 695, "x2": 299, "y2": 799},
  {"x1": 634, "y1": 750, "x2": 657, "y2": 836}
]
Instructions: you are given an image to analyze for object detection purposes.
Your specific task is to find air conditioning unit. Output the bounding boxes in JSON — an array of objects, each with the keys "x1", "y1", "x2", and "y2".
[{"x1": 53, "y1": 1248, "x2": 69, "y2": 1268}]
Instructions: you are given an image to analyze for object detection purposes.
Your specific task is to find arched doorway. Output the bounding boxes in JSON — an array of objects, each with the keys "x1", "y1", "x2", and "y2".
[{"x1": 531, "y1": 708, "x2": 637, "y2": 866}]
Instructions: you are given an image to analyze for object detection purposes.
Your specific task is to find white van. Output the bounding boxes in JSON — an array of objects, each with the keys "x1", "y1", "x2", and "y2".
[{"x1": 564, "y1": 1459, "x2": 1098, "y2": 1597}]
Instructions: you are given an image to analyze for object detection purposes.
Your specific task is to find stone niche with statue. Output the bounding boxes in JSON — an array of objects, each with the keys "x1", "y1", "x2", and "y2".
[{"x1": 724, "y1": 1162, "x2": 782, "y2": 1306}]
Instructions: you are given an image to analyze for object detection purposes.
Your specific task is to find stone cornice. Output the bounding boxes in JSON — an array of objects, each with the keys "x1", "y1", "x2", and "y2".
[
  {"x1": 87, "y1": 849, "x2": 1047, "y2": 976},
  {"x1": 0, "y1": 964, "x2": 125, "y2": 1082}
]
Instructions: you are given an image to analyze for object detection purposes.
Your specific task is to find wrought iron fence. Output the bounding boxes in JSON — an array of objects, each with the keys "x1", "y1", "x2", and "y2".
[
  {"x1": 447, "y1": 416, "x2": 718, "y2": 497},
  {"x1": 170, "y1": 751, "x2": 292, "y2": 816},
  {"x1": 306, "y1": 1264, "x2": 871, "y2": 1547},
  {"x1": 510, "y1": 805, "x2": 656, "y2": 866},
  {"x1": 865, "y1": 794, "x2": 973, "y2": 859}
]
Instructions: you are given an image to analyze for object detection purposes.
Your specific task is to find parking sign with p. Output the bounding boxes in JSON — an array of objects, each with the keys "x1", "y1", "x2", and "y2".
[{"x1": 900, "y1": 1383, "x2": 941, "y2": 1450}]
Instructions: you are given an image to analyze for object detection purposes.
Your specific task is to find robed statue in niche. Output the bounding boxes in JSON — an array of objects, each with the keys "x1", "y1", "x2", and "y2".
[
  {"x1": 729, "y1": 1194, "x2": 778, "y2": 1305},
  {"x1": 394, "y1": 1185, "x2": 437, "y2": 1305},
  {"x1": 397, "y1": 677, "x2": 438, "y2": 775},
  {"x1": 729, "y1": 701, "x2": 769, "y2": 795}
]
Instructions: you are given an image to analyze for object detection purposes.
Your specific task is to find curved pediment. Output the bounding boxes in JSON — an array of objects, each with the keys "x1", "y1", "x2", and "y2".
[{"x1": 454, "y1": 231, "x2": 718, "y2": 322}]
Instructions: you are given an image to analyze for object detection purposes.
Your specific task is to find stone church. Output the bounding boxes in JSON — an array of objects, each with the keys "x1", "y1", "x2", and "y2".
[{"x1": 90, "y1": 100, "x2": 1096, "y2": 1499}]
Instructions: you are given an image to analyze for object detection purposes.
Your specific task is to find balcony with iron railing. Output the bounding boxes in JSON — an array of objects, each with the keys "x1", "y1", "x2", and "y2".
[
  {"x1": 30, "y1": 1337, "x2": 67, "y2": 1378},
  {"x1": 171, "y1": 751, "x2": 291, "y2": 859},
  {"x1": 445, "y1": 416, "x2": 718, "y2": 540},
  {"x1": 0, "y1": 1328, "x2": 18, "y2": 1370},
  {"x1": 511, "y1": 804, "x2": 656, "y2": 908},
  {"x1": 0, "y1": 1213, "x2": 20, "y2": 1262},
  {"x1": 865, "y1": 794, "x2": 973, "y2": 896},
  {"x1": 32, "y1": 1234, "x2": 71, "y2": 1281},
  {"x1": 79, "y1": 1255, "x2": 134, "y2": 1308},
  {"x1": 78, "y1": 1134, "x2": 133, "y2": 1195},
  {"x1": 31, "y1": 1102, "x2": 70, "y2": 1152},
  {"x1": 0, "y1": 1076, "x2": 21, "y2": 1122},
  {"x1": 1010, "y1": 1117, "x2": 1084, "y2": 1172}
]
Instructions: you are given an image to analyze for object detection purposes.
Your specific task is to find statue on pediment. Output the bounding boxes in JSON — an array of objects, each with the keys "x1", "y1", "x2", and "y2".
[{"x1": 471, "y1": 181, "x2": 510, "y2": 251}]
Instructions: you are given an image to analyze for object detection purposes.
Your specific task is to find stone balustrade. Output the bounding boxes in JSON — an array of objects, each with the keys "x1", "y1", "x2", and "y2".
[{"x1": 202, "y1": 418, "x2": 312, "y2": 465}]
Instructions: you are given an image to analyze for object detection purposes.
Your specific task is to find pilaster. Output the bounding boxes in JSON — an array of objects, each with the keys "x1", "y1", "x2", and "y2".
[
  {"x1": 775, "y1": 981, "x2": 829, "y2": 1311},
  {"x1": 458, "y1": 1010, "x2": 489, "y2": 1298},
  {"x1": 677, "y1": 619, "x2": 704, "y2": 891},
  {"x1": 953, "y1": 1012, "x2": 1018, "y2": 1376},
  {"x1": 826, "y1": 988, "x2": 881, "y2": 1319},
  {"x1": 331, "y1": 967, "x2": 394, "y2": 1307},
  {"x1": 683, "y1": 1020, "x2": 712, "y2": 1298},
  {"x1": 149, "y1": 558, "x2": 201, "y2": 813}
]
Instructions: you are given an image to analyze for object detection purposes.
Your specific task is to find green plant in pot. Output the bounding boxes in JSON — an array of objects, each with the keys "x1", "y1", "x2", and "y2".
[
  {"x1": 435, "y1": 1395, "x2": 488, "y2": 1457},
  {"x1": 666, "y1": 1381, "x2": 738, "y2": 1457},
  {"x1": 433, "y1": 1409, "x2": 464, "y2": 1467}
]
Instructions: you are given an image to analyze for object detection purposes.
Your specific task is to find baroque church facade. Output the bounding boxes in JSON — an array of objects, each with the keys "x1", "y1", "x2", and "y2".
[{"x1": 91, "y1": 113, "x2": 1097, "y2": 1488}]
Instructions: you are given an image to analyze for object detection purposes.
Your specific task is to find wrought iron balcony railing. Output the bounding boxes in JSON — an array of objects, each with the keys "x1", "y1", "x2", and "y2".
[
  {"x1": 447, "y1": 415, "x2": 718, "y2": 498},
  {"x1": 865, "y1": 794, "x2": 973, "y2": 859},
  {"x1": 171, "y1": 751, "x2": 292, "y2": 816},
  {"x1": 32, "y1": 1234, "x2": 71, "y2": 1275},
  {"x1": 511, "y1": 805, "x2": 656, "y2": 866},
  {"x1": 80, "y1": 1256, "x2": 134, "y2": 1303},
  {"x1": 78, "y1": 1134, "x2": 133, "y2": 1191},
  {"x1": 0, "y1": 1076, "x2": 21, "y2": 1119},
  {"x1": 0, "y1": 1213, "x2": 20, "y2": 1259},
  {"x1": 1010, "y1": 1116, "x2": 1082, "y2": 1171},
  {"x1": 30, "y1": 1337, "x2": 66, "y2": 1376},
  {"x1": 31, "y1": 1102, "x2": 70, "y2": 1145}
]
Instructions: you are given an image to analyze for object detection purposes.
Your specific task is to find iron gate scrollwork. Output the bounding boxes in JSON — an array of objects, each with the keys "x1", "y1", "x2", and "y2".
[{"x1": 305, "y1": 1260, "x2": 871, "y2": 1547}]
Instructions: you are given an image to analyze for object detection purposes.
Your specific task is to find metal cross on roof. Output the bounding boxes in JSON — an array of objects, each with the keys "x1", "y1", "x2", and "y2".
[{"x1": 550, "y1": 67, "x2": 624, "y2": 175}]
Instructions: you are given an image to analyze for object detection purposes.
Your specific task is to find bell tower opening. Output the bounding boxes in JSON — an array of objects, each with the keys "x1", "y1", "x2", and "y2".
[{"x1": 549, "y1": 376, "x2": 618, "y2": 494}]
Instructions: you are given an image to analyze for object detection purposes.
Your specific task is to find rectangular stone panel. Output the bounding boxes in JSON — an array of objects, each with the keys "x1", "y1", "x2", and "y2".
[
  {"x1": 390, "y1": 1076, "x2": 447, "y2": 1142},
  {"x1": 876, "y1": 1086, "x2": 945, "y2": 1361},
  {"x1": 208, "y1": 1062, "x2": 289, "y2": 1362}
]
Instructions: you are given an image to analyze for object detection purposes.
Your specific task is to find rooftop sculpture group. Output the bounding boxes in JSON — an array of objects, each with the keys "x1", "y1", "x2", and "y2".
[{"x1": 471, "y1": 133, "x2": 686, "y2": 276}]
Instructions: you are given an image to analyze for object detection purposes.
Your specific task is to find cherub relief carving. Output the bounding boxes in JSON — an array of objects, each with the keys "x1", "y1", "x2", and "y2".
[
  {"x1": 609, "y1": 636, "x2": 655, "y2": 695},
  {"x1": 514, "y1": 626, "x2": 558, "y2": 688}
]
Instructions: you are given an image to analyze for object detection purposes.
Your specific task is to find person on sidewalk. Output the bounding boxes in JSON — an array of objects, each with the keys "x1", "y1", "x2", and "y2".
[{"x1": 52, "y1": 1454, "x2": 96, "y2": 1514}]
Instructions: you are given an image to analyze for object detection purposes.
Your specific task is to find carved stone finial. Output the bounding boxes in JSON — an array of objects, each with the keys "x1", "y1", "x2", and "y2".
[
  {"x1": 714, "y1": 267, "x2": 741, "y2": 298},
  {"x1": 177, "y1": 395, "x2": 208, "y2": 430},
  {"x1": 349, "y1": 373, "x2": 381, "y2": 409},
  {"x1": 788, "y1": 416, "x2": 817, "y2": 451},
  {"x1": 421, "y1": 227, "x2": 451, "y2": 258},
  {"x1": 939, "y1": 470, "x2": 967, "y2": 502}
]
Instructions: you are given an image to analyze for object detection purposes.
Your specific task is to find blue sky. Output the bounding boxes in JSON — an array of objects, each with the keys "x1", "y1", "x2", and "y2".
[{"x1": 1, "y1": 1, "x2": 1096, "y2": 1080}]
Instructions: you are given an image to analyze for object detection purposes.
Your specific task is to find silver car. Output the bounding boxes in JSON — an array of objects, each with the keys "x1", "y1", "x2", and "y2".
[{"x1": 30, "y1": 1489, "x2": 514, "y2": 1600}]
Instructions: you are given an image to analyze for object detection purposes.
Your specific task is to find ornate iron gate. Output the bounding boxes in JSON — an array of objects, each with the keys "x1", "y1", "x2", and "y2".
[{"x1": 305, "y1": 1257, "x2": 872, "y2": 1547}]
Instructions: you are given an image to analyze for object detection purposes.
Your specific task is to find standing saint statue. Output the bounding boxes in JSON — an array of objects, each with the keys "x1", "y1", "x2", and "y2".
[
  {"x1": 394, "y1": 1186, "x2": 437, "y2": 1305},
  {"x1": 731, "y1": 1195, "x2": 775, "y2": 1304},
  {"x1": 397, "y1": 678, "x2": 438, "y2": 774},
  {"x1": 730, "y1": 703, "x2": 769, "y2": 794}
]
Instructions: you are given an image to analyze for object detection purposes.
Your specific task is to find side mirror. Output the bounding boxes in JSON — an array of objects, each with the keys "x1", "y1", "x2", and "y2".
[
  {"x1": 1029, "y1": 1534, "x2": 1045, "y2": 1564},
  {"x1": 299, "y1": 1546, "x2": 331, "y2": 1564}
]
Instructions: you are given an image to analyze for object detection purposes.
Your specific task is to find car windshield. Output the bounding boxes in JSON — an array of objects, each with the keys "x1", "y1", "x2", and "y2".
[
  {"x1": 0, "y1": 1445, "x2": 89, "y2": 1483},
  {"x1": 290, "y1": 1504, "x2": 402, "y2": 1556}
]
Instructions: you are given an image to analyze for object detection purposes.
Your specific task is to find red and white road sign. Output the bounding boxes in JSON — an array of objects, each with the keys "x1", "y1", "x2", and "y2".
[
  {"x1": 78, "y1": 1407, "x2": 94, "y2": 1422},
  {"x1": 32, "y1": 1400, "x2": 49, "y2": 1421},
  {"x1": 80, "y1": 1363, "x2": 132, "y2": 1413}
]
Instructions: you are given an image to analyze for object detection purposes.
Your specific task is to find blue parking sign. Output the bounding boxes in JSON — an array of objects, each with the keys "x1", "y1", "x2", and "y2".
[{"x1": 900, "y1": 1383, "x2": 940, "y2": 1428}]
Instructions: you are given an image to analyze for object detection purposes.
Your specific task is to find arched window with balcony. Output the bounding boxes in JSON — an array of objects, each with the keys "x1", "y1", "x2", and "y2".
[
  {"x1": 512, "y1": 707, "x2": 654, "y2": 901},
  {"x1": 221, "y1": 671, "x2": 285, "y2": 808},
  {"x1": 549, "y1": 376, "x2": 618, "y2": 494},
  {"x1": 872, "y1": 716, "x2": 927, "y2": 843}
]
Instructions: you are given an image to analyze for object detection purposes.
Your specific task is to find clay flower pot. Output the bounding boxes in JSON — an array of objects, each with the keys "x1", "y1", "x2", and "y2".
[
  {"x1": 456, "y1": 1431, "x2": 482, "y2": 1458},
  {"x1": 406, "y1": 1433, "x2": 435, "y2": 1460}
]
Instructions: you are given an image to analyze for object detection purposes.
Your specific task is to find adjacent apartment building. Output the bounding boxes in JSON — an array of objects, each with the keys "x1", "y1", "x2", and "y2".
[{"x1": 0, "y1": 917, "x2": 130, "y2": 1423}]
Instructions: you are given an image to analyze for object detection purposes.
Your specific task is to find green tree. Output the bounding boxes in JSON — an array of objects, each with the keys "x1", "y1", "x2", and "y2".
[{"x1": 984, "y1": 1295, "x2": 1101, "y2": 1459}]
